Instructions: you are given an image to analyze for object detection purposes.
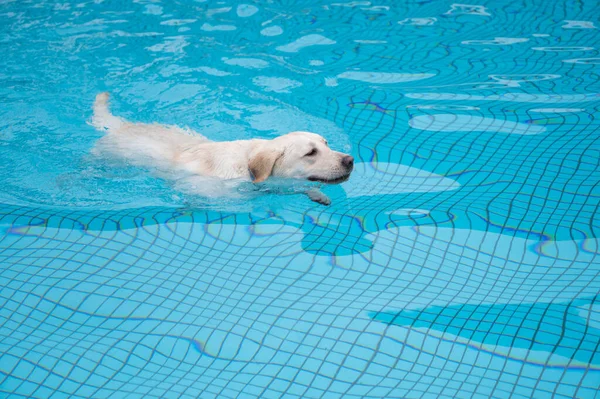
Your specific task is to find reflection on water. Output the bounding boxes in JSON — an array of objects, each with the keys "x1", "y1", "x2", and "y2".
[
  {"x1": 409, "y1": 114, "x2": 546, "y2": 135},
  {"x1": 1, "y1": 0, "x2": 599, "y2": 397}
]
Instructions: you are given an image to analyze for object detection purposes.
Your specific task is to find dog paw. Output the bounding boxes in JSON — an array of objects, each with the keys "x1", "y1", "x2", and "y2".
[{"x1": 306, "y1": 189, "x2": 331, "y2": 206}]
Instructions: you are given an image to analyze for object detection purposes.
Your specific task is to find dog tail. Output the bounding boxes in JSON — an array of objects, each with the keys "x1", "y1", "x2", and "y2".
[{"x1": 92, "y1": 92, "x2": 123, "y2": 132}]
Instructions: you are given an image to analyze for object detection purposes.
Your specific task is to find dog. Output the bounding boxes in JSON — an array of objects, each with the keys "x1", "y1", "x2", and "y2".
[{"x1": 90, "y1": 93, "x2": 353, "y2": 205}]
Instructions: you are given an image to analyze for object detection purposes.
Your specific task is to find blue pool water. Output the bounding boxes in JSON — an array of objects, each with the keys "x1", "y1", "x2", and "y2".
[{"x1": 1, "y1": 0, "x2": 599, "y2": 398}]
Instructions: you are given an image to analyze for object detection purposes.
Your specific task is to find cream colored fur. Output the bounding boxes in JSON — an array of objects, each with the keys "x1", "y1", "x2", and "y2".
[{"x1": 90, "y1": 92, "x2": 353, "y2": 205}]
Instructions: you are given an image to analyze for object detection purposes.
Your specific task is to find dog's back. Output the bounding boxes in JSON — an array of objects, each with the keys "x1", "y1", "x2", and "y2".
[{"x1": 91, "y1": 92, "x2": 209, "y2": 168}]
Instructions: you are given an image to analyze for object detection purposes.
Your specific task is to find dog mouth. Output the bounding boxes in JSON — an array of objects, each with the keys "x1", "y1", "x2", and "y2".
[{"x1": 307, "y1": 174, "x2": 351, "y2": 184}]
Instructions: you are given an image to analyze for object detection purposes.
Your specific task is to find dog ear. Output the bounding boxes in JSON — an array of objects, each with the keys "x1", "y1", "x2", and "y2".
[{"x1": 248, "y1": 147, "x2": 282, "y2": 183}]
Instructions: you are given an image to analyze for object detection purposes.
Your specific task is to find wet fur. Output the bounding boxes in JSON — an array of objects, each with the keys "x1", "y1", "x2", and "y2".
[{"x1": 90, "y1": 93, "x2": 353, "y2": 204}]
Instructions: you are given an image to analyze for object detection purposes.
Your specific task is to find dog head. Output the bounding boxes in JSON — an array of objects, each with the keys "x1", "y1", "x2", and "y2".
[{"x1": 249, "y1": 131, "x2": 354, "y2": 183}]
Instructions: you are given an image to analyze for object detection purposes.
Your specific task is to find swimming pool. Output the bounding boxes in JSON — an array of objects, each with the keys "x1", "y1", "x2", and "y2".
[{"x1": 1, "y1": 0, "x2": 599, "y2": 398}]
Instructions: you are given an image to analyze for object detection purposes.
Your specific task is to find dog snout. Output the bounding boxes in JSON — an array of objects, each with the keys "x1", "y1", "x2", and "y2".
[{"x1": 341, "y1": 155, "x2": 354, "y2": 169}]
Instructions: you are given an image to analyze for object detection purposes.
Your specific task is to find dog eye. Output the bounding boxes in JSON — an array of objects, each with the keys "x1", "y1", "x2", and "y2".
[{"x1": 305, "y1": 148, "x2": 318, "y2": 157}]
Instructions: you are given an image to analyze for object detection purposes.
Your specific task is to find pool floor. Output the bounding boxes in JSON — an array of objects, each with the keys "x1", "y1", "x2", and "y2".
[{"x1": 1, "y1": 0, "x2": 599, "y2": 398}]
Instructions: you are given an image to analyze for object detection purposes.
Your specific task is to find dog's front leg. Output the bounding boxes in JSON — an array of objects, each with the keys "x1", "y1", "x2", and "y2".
[{"x1": 306, "y1": 188, "x2": 331, "y2": 206}]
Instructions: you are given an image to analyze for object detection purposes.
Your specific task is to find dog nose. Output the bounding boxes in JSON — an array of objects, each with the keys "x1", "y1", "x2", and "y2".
[{"x1": 342, "y1": 155, "x2": 354, "y2": 168}]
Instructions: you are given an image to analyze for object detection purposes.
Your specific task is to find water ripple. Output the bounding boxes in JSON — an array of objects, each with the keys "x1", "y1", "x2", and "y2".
[{"x1": 409, "y1": 114, "x2": 546, "y2": 135}]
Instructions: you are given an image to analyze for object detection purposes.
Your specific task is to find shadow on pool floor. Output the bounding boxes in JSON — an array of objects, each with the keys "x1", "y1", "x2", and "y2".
[{"x1": 369, "y1": 295, "x2": 600, "y2": 367}]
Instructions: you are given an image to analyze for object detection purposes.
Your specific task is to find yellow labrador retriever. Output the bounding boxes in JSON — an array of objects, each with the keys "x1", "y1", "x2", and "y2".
[{"x1": 91, "y1": 93, "x2": 353, "y2": 205}]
